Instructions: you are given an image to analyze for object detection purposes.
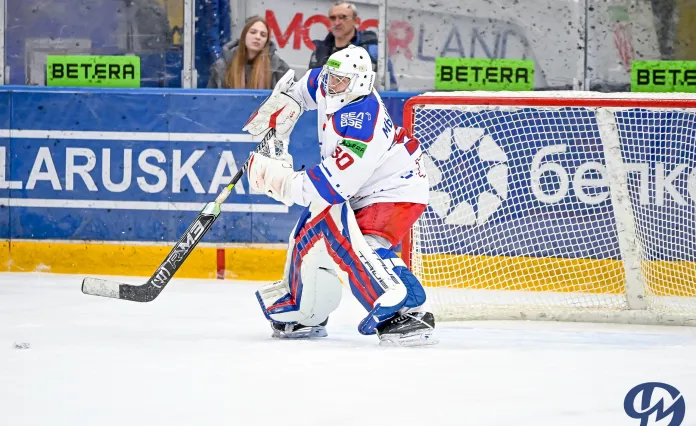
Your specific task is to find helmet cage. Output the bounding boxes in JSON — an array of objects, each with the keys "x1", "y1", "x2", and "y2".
[{"x1": 321, "y1": 67, "x2": 359, "y2": 95}]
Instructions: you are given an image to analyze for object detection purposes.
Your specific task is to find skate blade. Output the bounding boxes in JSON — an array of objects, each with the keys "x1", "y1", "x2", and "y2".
[
  {"x1": 272, "y1": 326, "x2": 328, "y2": 339},
  {"x1": 378, "y1": 331, "x2": 438, "y2": 347}
]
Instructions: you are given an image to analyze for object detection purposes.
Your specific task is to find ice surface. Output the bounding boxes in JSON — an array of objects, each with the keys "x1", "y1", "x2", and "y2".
[{"x1": 1, "y1": 272, "x2": 696, "y2": 426}]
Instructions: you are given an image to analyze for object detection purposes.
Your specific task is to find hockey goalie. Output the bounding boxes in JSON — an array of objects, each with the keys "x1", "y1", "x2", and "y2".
[{"x1": 244, "y1": 45, "x2": 436, "y2": 346}]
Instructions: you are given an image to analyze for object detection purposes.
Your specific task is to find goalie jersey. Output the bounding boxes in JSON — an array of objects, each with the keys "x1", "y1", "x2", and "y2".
[{"x1": 287, "y1": 68, "x2": 429, "y2": 210}]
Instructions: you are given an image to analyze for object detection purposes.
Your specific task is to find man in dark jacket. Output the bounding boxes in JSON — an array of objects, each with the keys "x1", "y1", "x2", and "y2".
[{"x1": 308, "y1": 2, "x2": 398, "y2": 90}]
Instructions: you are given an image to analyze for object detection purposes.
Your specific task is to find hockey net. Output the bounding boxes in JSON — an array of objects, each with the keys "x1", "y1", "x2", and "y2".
[{"x1": 402, "y1": 92, "x2": 696, "y2": 325}]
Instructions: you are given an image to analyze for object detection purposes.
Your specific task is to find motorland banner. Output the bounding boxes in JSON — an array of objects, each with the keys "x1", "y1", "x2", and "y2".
[{"x1": 249, "y1": 0, "x2": 662, "y2": 91}]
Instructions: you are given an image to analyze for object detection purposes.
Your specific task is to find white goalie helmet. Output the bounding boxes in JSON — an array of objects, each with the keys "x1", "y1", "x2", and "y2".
[{"x1": 320, "y1": 45, "x2": 376, "y2": 114}]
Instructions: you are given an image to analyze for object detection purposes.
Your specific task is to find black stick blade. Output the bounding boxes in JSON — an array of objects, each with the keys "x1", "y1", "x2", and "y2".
[
  {"x1": 81, "y1": 278, "x2": 164, "y2": 302},
  {"x1": 81, "y1": 203, "x2": 220, "y2": 302}
]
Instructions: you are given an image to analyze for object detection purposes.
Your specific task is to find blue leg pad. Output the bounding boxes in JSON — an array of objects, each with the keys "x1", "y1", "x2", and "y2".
[
  {"x1": 375, "y1": 248, "x2": 427, "y2": 309},
  {"x1": 394, "y1": 266, "x2": 427, "y2": 308}
]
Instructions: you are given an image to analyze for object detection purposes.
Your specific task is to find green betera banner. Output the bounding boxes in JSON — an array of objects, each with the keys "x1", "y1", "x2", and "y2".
[
  {"x1": 434, "y1": 57, "x2": 534, "y2": 91},
  {"x1": 46, "y1": 55, "x2": 141, "y2": 88},
  {"x1": 631, "y1": 60, "x2": 696, "y2": 93}
]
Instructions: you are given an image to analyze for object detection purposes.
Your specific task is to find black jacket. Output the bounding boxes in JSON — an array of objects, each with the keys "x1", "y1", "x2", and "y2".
[
  {"x1": 309, "y1": 30, "x2": 398, "y2": 89},
  {"x1": 309, "y1": 30, "x2": 379, "y2": 70}
]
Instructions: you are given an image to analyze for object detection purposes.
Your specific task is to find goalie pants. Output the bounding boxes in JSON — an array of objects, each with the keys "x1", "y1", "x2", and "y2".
[{"x1": 259, "y1": 201, "x2": 427, "y2": 326}]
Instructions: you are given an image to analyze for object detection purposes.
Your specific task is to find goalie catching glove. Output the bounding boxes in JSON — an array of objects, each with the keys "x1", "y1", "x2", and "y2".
[
  {"x1": 242, "y1": 69, "x2": 303, "y2": 140},
  {"x1": 247, "y1": 151, "x2": 301, "y2": 207}
]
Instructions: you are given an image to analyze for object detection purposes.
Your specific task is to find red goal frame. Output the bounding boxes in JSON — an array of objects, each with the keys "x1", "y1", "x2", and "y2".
[{"x1": 399, "y1": 93, "x2": 696, "y2": 269}]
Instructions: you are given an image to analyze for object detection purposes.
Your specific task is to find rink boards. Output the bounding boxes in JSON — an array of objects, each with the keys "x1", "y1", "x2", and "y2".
[{"x1": 0, "y1": 87, "x2": 409, "y2": 280}]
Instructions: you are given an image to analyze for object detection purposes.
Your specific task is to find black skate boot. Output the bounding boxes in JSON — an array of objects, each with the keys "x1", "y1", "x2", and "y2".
[
  {"x1": 376, "y1": 312, "x2": 437, "y2": 347},
  {"x1": 270, "y1": 317, "x2": 329, "y2": 339}
]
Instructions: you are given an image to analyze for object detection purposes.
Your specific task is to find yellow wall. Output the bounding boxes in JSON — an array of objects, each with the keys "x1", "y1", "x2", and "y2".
[
  {"x1": 1, "y1": 240, "x2": 285, "y2": 281},
  {"x1": 2, "y1": 241, "x2": 693, "y2": 297},
  {"x1": 416, "y1": 253, "x2": 696, "y2": 296}
]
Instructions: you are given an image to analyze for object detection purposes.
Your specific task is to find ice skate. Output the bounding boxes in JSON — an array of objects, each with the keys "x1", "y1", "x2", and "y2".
[
  {"x1": 270, "y1": 318, "x2": 329, "y2": 339},
  {"x1": 376, "y1": 312, "x2": 437, "y2": 347}
]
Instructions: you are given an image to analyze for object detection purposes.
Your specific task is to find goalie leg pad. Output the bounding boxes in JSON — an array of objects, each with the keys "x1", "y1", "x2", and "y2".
[
  {"x1": 258, "y1": 202, "x2": 416, "y2": 337},
  {"x1": 292, "y1": 203, "x2": 391, "y2": 313},
  {"x1": 318, "y1": 204, "x2": 416, "y2": 336},
  {"x1": 256, "y1": 207, "x2": 343, "y2": 327}
]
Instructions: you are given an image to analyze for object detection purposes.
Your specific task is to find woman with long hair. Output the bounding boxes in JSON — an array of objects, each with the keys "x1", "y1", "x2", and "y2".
[{"x1": 208, "y1": 16, "x2": 291, "y2": 89}]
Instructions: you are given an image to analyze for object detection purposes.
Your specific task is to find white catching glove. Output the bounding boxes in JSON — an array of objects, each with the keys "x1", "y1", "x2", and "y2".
[
  {"x1": 242, "y1": 70, "x2": 303, "y2": 140},
  {"x1": 247, "y1": 151, "x2": 301, "y2": 206},
  {"x1": 273, "y1": 68, "x2": 297, "y2": 94}
]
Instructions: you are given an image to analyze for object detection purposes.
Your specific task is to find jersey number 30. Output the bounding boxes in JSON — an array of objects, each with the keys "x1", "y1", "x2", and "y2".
[{"x1": 332, "y1": 146, "x2": 354, "y2": 170}]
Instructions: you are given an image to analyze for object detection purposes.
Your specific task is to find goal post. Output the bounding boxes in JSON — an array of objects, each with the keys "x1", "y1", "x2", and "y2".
[{"x1": 402, "y1": 92, "x2": 696, "y2": 326}]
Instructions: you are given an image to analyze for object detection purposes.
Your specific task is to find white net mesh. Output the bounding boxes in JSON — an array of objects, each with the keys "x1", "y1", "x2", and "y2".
[{"x1": 407, "y1": 93, "x2": 696, "y2": 325}]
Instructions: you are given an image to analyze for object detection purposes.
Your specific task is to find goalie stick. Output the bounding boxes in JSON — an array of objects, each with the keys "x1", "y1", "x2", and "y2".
[{"x1": 81, "y1": 128, "x2": 278, "y2": 302}]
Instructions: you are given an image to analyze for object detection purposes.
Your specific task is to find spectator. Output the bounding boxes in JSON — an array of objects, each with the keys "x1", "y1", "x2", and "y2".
[
  {"x1": 309, "y1": 2, "x2": 398, "y2": 89},
  {"x1": 208, "y1": 16, "x2": 291, "y2": 89}
]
